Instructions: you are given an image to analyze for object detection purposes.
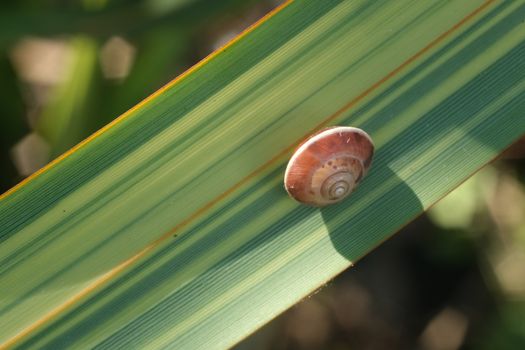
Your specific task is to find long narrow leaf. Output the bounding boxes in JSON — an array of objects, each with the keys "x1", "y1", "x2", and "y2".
[{"x1": 1, "y1": 1, "x2": 524, "y2": 348}]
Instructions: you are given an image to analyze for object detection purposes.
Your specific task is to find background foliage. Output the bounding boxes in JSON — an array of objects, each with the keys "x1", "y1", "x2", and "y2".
[{"x1": 0, "y1": 1, "x2": 524, "y2": 349}]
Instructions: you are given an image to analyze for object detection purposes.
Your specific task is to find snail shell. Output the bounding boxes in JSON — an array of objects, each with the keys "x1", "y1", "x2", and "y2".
[{"x1": 284, "y1": 126, "x2": 374, "y2": 206}]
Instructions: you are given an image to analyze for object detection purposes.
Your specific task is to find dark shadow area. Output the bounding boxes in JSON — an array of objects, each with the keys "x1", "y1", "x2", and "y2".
[
  {"x1": 321, "y1": 0, "x2": 525, "y2": 261},
  {"x1": 0, "y1": 52, "x2": 27, "y2": 194},
  {"x1": 236, "y1": 212, "x2": 497, "y2": 350},
  {"x1": 321, "y1": 166, "x2": 423, "y2": 262}
]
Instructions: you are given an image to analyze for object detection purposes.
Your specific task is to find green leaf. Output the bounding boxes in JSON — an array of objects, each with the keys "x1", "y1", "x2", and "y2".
[{"x1": 1, "y1": 0, "x2": 524, "y2": 348}]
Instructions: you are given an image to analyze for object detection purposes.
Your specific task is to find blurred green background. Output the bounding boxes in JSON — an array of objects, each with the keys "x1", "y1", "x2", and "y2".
[{"x1": 1, "y1": 1, "x2": 524, "y2": 349}]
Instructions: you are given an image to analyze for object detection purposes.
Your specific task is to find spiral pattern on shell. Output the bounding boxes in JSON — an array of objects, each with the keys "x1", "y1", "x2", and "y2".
[{"x1": 284, "y1": 126, "x2": 374, "y2": 206}]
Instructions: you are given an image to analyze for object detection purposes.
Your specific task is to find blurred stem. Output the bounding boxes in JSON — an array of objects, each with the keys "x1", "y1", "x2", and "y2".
[
  {"x1": 36, "y1": 36, "x2": 99, "y2": 158},
  {"x1": 106, "y1": 30, "x2": 189, "y2": 119}
]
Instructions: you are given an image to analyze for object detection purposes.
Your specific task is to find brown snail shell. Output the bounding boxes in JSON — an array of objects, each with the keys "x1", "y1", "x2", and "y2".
[{"x1": 284, "y1": 126, "x2": 374, "y2": 206}]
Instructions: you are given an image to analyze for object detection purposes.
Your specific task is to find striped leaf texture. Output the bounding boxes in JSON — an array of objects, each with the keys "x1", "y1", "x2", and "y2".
[{"x1": 1, "y1": 0, "x2": 524, "y2": 348}]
